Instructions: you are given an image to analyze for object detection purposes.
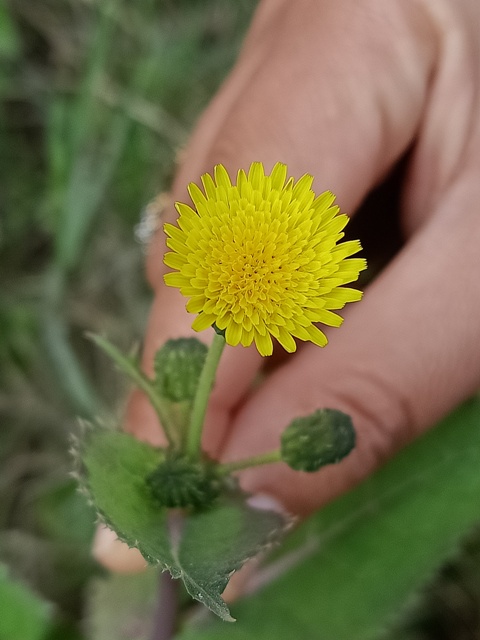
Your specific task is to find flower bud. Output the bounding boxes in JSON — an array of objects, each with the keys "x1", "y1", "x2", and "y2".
[
  {"x1": 146, "y1": 452, "x2": 222, "y2": 509},
  {"x1": 280, "y1": 409, "x2": 355, "y2": 472},
  {"x1": 154, "y1": 338, "x2": 207, "y2": 402}
]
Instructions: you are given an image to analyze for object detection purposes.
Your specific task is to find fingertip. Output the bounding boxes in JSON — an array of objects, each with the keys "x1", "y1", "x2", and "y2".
[
  {"x1": 125, "y1": 389, "x2": 166, "y2": 447},
  {"x1": 92, "y1": 525, "x2": 147, "y2": 574},
  {"x1": 222, "y1": 558, "x2": 260, "y2": 604}
]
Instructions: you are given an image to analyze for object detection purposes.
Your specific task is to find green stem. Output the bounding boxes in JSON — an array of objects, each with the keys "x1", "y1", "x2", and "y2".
[
  {"x1": 217, "y1": 450, "x2": 282, "y2": 475},
  {"x1": 186, "y1": 331, "x2": 226, "y2": 459},
  {"x1": 88, "y1": 333, "x2": 177, "y2": 447}
]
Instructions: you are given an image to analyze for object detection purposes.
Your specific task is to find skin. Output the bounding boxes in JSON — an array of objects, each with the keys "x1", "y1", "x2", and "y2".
[{"x1": 94, "y1": 0, "x2": 480, "y2": 572}]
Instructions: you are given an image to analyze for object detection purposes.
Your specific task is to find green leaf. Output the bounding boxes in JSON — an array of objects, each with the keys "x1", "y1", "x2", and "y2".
[
  {"x1": 80, "y1": 427, "x2": 288, "y2": 621},
  {"x1": 172, "y1": 491, "x2": 287, "y2": 621},
  {"x1": 173, "y1": 398, "x2": 480, "y2": 639},
  {"x1": 0, "y1": 564, "x2": 52, "y2": 640},
  {"x1": 0, "y1": 5, "x2": 20, "y2": 60}
]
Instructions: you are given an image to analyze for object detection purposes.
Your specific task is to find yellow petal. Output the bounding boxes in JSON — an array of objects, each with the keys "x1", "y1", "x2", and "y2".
[
  {"x1": 276, "y1": 328, "x2": 297, "y2": 353},
  {"x1": 214, "y1": 164, "x2": 232, "y2": 190},
  {"x1": 254, "y1": 331, "x2": 273, "y2": 357},
  {"x1": 191, "y1": 313, "x2": 216, "y2": 332},
  {"x1": 270, "y1": 162, "x2": 287, "y2": 190},
  {"x1": 186, "y1": 295, "x2": 206, "y2": 313},
  {"x1": 248, "y1": 162, "x2": 265, "y2": 190},
  {"x1": 305, "y1": 324, "x2": 328, "y2": 347},
  {"x1": 313, "y1": 309, "x2": 344, "y2": 327},
  {"x1": 225, "y1": 321, "x2": 243, "y2": 347}
]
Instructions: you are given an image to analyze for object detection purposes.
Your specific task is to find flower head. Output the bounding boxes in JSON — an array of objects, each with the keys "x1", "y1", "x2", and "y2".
[{"x1": 164, "y1": 162, "x2": 366, "y2": 357}]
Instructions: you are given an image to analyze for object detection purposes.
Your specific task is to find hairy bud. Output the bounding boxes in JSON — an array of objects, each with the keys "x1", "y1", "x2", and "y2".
[
  {"x1": 281, "y1": 409, "x2": 355, "y2": 472},
  {"x1": 146, "y1": 452, "x2": 222, "y2": 509},
  {"x1": 154, "y1": 338, "x2": 207, "y2": 403}
]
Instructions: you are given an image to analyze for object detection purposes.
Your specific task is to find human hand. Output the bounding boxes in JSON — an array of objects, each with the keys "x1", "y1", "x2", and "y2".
[{"x1": 94, "y1": 0, "x2": 480, "y2": 570}]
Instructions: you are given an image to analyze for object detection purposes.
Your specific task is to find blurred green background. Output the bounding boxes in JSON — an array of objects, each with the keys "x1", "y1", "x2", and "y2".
[{"x1": 1, "y1": 1, "x2": 480, "y2": 638}]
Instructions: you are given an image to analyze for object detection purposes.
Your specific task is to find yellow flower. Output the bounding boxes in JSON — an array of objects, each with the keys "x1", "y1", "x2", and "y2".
[{"x1": 164, "y1": 162, "x2": 366, "y2": 357}]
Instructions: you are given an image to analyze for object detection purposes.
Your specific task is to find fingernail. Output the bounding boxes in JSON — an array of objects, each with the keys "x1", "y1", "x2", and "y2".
[
  {"x1": 246, "y1": 493, "x2": 289, "y2": 515},
  {"x1": 93, "y1": 525, "x2": 147, "y2": 574}
]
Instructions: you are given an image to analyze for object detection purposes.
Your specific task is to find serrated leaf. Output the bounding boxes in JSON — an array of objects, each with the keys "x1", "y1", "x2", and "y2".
[
  {"x1": 170, "y1": 492, "x2": 287, "y2": 621},
  {"x1": 78, "y1": 427, "x2": 170, "y2": 561},
  {"x1": 173, "y1": 399, "x2": 480, "y2": 639},
  {"x1": 80, "y1": 427, "x2": 288, "y2": 620}
]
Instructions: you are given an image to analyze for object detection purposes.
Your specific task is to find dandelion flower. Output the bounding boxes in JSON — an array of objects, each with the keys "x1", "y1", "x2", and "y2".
[{"x1": 164, "y1": 162, "x2": 366, "y2": 357}]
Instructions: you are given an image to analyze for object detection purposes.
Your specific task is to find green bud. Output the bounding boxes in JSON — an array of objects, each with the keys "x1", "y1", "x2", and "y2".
[
  {"x1": 146, "y1": 452, "x2": 222, "y2": 510},
  {"x1": 280, "y1": 409, "x2": 355, "y2": 472},
  {"x1": 154, "y1": 338, "x2": 207, "y2": 402}
]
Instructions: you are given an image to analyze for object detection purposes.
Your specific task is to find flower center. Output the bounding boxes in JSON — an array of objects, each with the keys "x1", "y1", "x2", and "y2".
[
  {"x1": 207, "y1": 209, "x2": 304, "y2": 319},
  {"x1": 226, "y1": 247, "x2": 284, "y2": 301}
]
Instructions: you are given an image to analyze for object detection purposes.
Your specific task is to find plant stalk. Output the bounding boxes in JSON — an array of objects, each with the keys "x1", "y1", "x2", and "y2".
[
  {"x1": 218, "y1": 450, "x2": 283, "y2": 475},
  {"x1": 150, "y1": 571, "x2": 178, "y2": 640},
  {"x1": 88, "y1": 333, "x2": 177, "y2": 446},
  {"x1": 185, "y1": 331, "x2": 225, "y2": 458}
]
